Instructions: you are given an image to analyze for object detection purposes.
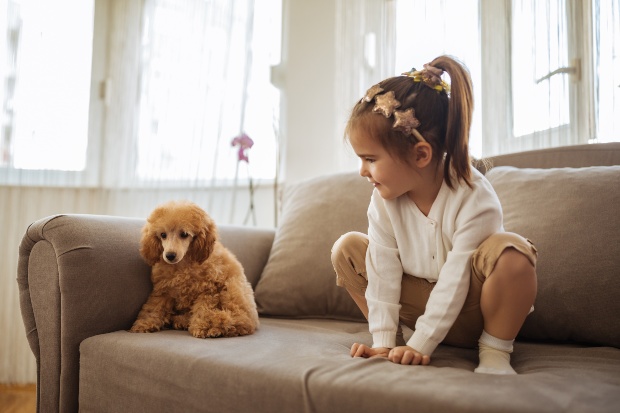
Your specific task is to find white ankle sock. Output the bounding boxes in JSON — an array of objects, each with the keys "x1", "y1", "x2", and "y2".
[{"x1": 474, "y1": 330, "x2": 517, "y2": 375}]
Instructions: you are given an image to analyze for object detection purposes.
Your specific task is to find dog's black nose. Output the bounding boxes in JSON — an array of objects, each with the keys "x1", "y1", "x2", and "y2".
[{"x1": 165, "y1": 252, "x2": 177, "y2": 261}]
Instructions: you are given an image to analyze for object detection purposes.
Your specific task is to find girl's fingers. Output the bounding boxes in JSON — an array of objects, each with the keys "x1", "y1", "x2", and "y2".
[
  {"x1": 351, "y1": 343, "x2": 366, "y2": 357},
  {"x1": 351, "y1": 343, "x2": 369, "y2": 358},
  {"x1": 401, "y1": 351, "x2": 415, "y2": 365},
  {"x1": 350, "y1": 343, "x2": 359, "y2": 357},
  {"x1": 389, "y1": 347, "x2": 429, "y2": 365}
]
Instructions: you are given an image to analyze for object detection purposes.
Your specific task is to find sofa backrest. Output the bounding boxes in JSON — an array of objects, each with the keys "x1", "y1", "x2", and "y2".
[{"x1": 480, "y1": 142, "x2": 620, "y2": 170}]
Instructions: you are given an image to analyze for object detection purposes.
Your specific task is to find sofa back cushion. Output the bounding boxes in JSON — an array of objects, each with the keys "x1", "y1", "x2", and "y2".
[
  {"x1": 254, "y1": 172, "x2": 371, "y2": 321},
  {"x1": 486, "y1": 166, "x2": 620, "y2": 347}
]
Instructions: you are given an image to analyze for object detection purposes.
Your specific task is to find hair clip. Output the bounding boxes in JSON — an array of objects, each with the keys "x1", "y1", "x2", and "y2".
[
  {"x1": 362, "y1": 84, "x2": 384, "y2": 102},
  {"x1": 402, "y1": 64, "x2": 450, "y2": 93},
  {"x1": 393, "y1": 108, "x2": 426, "y2": 142},
  {"x1": 361, "y1": 85, "x2": 426, "y2": 143},
  {"x1": 372, "y1": 91, "x2": 401, "y2": 117}
]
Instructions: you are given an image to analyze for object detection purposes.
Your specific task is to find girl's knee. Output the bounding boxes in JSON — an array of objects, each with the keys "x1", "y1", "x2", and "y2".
[
  {"x1": 331, "y1": 232, "x2": 368, "y2": 262},
  {"x1": 495, "y1": 248, "x2": 536, "y2": 279},
  {"x1": 331, "y1": 232, "x2": 369, "y2": 291},
  {"x1": 473, "y1": 232, "x2": 537, "y2": 280}
]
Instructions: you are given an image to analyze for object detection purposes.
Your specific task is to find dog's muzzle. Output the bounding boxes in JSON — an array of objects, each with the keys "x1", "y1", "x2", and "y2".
[{"x1": 164, "y1": 252, "x2": 178, "y2": 264}]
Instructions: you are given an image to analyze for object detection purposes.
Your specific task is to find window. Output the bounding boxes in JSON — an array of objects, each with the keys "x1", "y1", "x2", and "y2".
[
  {"x1": 481, "y1": 0, "x2": 620, "y2": 156},
  {"x1": 507, "y1": 0, "x2": 585, "y2": 151},
  {"x1": 0, "y1": 0, "x2": 281, "y2": 187},
  {"x1": 393, "y1": 0, "x2": 620, "y2": 158},
  {"x1": 135, "y1": 0, "x2": 281, "y2": 185},
  {"x1": 0, "y1": 0, "x2": 100, "y2": 185},
  {"x1": 511, "y1": 0, "x2": 571, "y2": 138},
  {"x1": 595, "y1": 0, "x2": 620, "y2": 142}
]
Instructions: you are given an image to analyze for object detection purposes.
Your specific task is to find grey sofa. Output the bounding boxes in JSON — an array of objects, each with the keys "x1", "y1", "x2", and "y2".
[{"x1": 18, "y1": 143, "x2": 620, "y2": 413}]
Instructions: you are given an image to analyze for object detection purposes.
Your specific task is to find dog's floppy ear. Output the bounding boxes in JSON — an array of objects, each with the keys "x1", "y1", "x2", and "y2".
[
  {"x1": 188, "y1": 208, "x2": 217, "y2": 264},
  {"x1": 140, "y1": 225, "x2": 163, "y2": 266}
]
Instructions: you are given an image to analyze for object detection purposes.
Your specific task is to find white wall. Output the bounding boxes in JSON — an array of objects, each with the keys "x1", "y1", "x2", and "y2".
[{"x1": 278, "y1": 0, "x2": 358, "y2": 185}]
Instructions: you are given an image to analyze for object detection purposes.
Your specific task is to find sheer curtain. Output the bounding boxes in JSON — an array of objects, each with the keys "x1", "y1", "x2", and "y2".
[
  {"x1": 594, "y1": 0, "x2": 620, "y2": 142},
  {"x1": 335, "y1": 0, "x2": 481, "y2": 160},
  {"x1": 1, "y1": 0, "x2": 280, "y2": 383},
  {"x1": 334, "y1": 0, "x2": 396, "y2": 171},
  {"x1": 392, "y1": 0, "x2": 482, "y2": 156}
]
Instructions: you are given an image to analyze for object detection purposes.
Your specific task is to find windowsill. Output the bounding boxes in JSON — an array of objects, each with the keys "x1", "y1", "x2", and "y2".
[{"x1": 0, "y1": 178, "x2": 277, "y2": 191}]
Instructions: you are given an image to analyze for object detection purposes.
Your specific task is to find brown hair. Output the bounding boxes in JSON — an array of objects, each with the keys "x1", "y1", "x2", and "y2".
[{"x1": 345, "y1": 55, "x2": 474, "y2": 189}]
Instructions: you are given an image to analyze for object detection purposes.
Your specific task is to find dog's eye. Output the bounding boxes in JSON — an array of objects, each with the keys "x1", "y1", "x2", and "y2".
[
  {"x1": 180, "y1": 231, "x2": 189, "y2": 239},
  {"x1": 160, "y1": 233, "x2": 167, "y2": 239}
]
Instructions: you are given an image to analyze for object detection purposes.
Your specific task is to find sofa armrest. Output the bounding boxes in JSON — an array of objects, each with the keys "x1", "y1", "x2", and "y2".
[
  {"x1": 17, "y1": 214, "x2": 150, "y2": 413},
  {"x1": 17, "y1": 214, "x2": 275, "y2": 413}
]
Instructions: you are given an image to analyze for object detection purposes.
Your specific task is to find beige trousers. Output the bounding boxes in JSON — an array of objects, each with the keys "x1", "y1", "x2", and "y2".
[{"x1": 331, "y1": 232, "x2": 538, "y2": 349}]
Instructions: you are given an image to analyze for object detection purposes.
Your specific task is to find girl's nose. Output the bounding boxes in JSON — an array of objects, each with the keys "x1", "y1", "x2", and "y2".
[
  {"x1": 359, "y1": 163, "x2": 368, "y2": 178},
  {"x1": 360, "y1": 164, "x2": 370, "y2": 178}
]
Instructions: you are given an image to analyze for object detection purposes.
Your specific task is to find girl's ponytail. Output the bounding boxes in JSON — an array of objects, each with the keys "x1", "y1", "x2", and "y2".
[{"x1": 430, "y1": 56, "x2": 474, "y2": 188}]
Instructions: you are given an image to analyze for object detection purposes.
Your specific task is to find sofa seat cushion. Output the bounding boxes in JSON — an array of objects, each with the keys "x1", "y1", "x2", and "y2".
[{"x1": 79, "y1": 319, "x2": 620, "y2": 413}]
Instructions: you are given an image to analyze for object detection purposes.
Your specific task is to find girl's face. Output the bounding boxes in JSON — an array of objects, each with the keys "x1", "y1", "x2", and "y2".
[{"x1": 349, "y1": 125, "x2": 418, "y2": 200}]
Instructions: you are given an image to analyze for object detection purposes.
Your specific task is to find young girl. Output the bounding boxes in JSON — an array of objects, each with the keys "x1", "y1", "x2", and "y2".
[{"x1": 331, "y1": 55, "x2": 538, "y2": 374}]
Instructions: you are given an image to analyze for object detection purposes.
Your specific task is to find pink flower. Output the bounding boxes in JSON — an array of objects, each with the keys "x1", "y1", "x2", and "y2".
[{"x1": 231, "y1": 133, "x2": 254, "y2": 163}]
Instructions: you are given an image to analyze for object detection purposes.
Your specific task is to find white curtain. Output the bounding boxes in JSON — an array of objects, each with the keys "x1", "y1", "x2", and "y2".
[
  {"x1": 0, "y1": 0, "x2": 280, "y2": 383},
  {"x1": 594, "y1": 0, "x2": 620, "y2": 142},
  {"x1": 335, "y1": 0, "x2": 481, "y2": 158},
  {"x1": 392, "y1": 0, "x2": 482, "y2": 156},
  {"x1": 334, "y1": 0, "x2": 395, "y2": 172}
]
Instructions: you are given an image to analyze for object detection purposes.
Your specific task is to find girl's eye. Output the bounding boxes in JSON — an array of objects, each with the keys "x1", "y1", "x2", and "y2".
[
  {"x1": 180, "y1": 231, "x2": 189, "y2": 239},
  {"x1": 365, "y1": 158, "x2": 375, "y2": 163},
  {"x1": 160, "y1": 233, "x2": 167, "y2": 239}
]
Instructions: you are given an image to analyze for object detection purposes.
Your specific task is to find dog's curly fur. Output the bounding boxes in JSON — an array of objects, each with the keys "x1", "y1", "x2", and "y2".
[{"x1": 130, "y1": 201, "x2": 259, "y2": 338}]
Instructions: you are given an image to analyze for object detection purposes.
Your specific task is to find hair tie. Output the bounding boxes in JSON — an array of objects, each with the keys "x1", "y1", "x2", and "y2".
[{"x1": 402, "y1": 64, "x2": 450, "y2": 94}]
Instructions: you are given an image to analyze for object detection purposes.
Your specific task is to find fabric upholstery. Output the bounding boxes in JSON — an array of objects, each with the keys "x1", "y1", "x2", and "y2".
[
  {"x1": 19, "y1": 214, "x2": 149, "y2": 413},
  {"x1": 478, "y1": 142, "x2": 620, "y2": 172},
  {"x1": 254, "y1": 172, "x2": 372, "y2": 320},
  {"x1": 79, "y1": 318, "x2": 620, "y2": 413},
  {"x1": 486, "y1": 166, "x2": 620, "y2": 347}
]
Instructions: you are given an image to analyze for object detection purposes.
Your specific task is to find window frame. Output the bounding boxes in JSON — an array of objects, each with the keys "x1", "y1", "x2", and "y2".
[
  {"x1": 0, "y1": 0, "x2": 106, "y2": 187},
  {"x1": 480, "y1": 0, "x2": 597, "y2": 157}
]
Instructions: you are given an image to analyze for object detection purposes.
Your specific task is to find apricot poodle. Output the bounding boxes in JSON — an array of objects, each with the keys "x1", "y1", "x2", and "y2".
[{"x1": 130, "y1": 201, "x2": 259, "y2": 338}]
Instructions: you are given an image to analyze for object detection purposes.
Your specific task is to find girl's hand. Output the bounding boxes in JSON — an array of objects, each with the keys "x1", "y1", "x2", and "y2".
[
  {"x1": 388, "y1": 346, "x2": 431, "y2": 365},
  {"x1": 350, "y1": 343, "x2": 390, "y2": 359}
]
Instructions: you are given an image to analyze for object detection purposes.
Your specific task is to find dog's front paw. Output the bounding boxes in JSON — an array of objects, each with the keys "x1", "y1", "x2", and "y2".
[
  {"x1": 130, "y1": 321, "x2": 163, "y2": 333},
  {"x1": 189, "y1": 325, "x2": 236, "y2": 338},
  {"x1": 171, "y1": 313, "x2": 190, "y2": 330},
  {"x1": 234, "y1": 323, "x2": 256, "y2": 337}
]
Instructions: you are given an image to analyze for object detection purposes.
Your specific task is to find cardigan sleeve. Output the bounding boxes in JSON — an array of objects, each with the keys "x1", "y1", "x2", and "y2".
[{"x1": 365, "y1": 191, "x2": 404, "y2": 349}]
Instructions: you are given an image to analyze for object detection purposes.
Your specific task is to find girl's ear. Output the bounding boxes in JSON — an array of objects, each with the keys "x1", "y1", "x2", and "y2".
[{"x1": 413, "y1": 142, "x2": 433, "y2": 168}]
